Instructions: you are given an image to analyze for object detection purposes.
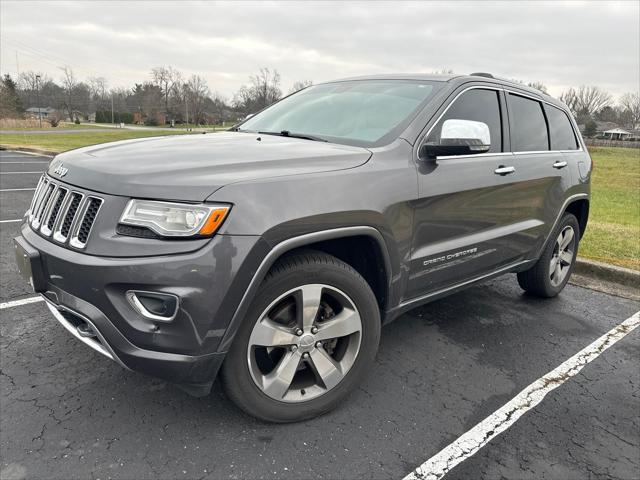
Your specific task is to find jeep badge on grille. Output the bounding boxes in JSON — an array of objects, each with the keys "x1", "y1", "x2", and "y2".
[{"x1": 52, "y1": 163, "x2": 68, "y2": 177}]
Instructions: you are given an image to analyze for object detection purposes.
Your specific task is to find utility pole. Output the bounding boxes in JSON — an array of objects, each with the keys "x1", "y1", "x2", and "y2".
[
  {"x1": 111, "y1": 94, "x2": 114, "y2": 125},
  {"x1": 36, "y1": 75, "x2": 42, "y2": 128}
]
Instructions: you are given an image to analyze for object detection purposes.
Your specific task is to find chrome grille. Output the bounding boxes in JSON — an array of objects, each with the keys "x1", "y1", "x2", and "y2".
[
  {"x1": 70, "y1": 197, "x2": 103, "y2": 249},
  {"x1": 28, "y1": 176, "x2": 102, "y2": 249}
]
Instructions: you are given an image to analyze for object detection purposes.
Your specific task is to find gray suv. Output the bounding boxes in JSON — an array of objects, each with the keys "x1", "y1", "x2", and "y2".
[{"x1": 14, "y1": 73, "x2": 591, "y2": 422}]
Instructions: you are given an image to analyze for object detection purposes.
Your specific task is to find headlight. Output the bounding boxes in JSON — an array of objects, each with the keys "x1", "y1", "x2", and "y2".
[{"x1": 119, "y1": 200, "x2": 230, "y2": 237}]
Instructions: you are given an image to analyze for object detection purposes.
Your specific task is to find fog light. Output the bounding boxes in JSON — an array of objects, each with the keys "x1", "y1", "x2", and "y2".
[{"x1": 126, "y1": 290, "x2": 179, "y2": 322}]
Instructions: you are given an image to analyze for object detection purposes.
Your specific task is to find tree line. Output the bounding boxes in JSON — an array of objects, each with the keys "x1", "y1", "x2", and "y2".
[
  {"x1": 0, "y1": 65, "x2": 310, "y2": 126},
  {"x1": 1, "y1": 67, "x2": 638, "y2": 134}
]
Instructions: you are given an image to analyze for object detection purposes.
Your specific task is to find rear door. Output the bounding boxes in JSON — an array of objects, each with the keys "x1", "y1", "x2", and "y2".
[{"x1": 505, "y1": 92, "x2": 574, "y2": 258}]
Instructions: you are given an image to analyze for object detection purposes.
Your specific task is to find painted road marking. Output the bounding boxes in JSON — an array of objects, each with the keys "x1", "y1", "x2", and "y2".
[
  {"x1": 0, "y1": 172, "x2": 44, "y2": 175},
  {"x1": 0, "y1": 219, "x2": 22, "y2": 223},
  {"x1": 0, "y1": 296, "x2": 44, "y2": 310},
  {"x1": 0, "y1": 161, "x2": 49, "y2": 164},
  {"x1": 403, "y1": 311, "x2": 640, "y2": 480},
  {"x1": 0, "y1": 188, "x2": 36, "y2": 192},
  {"x1": 0, "y1": 151, "x2": 53, "y2": 158}
]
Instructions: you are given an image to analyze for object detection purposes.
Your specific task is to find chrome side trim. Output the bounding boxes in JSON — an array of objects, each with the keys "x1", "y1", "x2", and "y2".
[
  {"x1": 42, "y1": 296, "x2": 128, "y2": 368},
  {"x1": 218, "y1": 226, "x2": 391, "y2": 352},
  {"x1": 126, "y1": 290, "x2": 180, "y2": 322},
  {"x1": 416, "y1": 84, "x2": 584, "y2": 161}
]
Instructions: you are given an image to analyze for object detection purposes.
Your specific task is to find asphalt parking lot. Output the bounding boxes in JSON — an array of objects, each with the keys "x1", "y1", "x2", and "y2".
[{"x1": 1, "y1": 150, "x2": 638, "y2": 480}]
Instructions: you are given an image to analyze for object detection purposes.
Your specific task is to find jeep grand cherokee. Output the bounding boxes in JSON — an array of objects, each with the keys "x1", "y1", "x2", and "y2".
[{"x1": 14, "y1": 73, "x2": 591, "y2": 422}]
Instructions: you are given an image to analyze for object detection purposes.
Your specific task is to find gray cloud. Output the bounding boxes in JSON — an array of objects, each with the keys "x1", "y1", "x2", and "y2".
[{"x1": 1, "y1": 0, "x2": 638, "y2": 99}]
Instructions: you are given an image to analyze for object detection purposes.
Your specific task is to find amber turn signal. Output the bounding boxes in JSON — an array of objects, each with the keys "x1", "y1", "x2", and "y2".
[{"x1": 198, "y1": 207, "x2": 230, "y2": 235}]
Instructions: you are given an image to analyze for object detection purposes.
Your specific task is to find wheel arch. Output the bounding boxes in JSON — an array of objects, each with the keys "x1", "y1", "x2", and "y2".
[
  {"x1": 217, "y1": 226, "x2": 391, "y2": 352},
  {"x1": 564, "y1": 198, "x2": 589, "y2": 238}
]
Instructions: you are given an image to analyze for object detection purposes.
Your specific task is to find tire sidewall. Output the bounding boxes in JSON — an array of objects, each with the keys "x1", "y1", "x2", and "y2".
[{"x1": 222, "y1": 255, "x2": 381, "y2": 422}]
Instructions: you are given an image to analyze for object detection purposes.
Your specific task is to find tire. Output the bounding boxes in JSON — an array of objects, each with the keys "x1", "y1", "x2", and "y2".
[
  {"x1": 517, "y1": 213, "x2": 580, "y2": 297},
  {"x1": 220, "y1": 250, "x2": 381, "y2": 423}
]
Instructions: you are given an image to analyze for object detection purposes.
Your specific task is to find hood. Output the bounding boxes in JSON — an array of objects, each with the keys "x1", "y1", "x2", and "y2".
[{"x1": 48, "y1": 132, "x2": 372, "y2": 201}]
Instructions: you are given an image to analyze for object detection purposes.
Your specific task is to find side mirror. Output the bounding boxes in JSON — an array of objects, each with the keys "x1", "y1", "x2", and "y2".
[{"x1": 420, "y1": 119, "x2": 491, "y2": 160}]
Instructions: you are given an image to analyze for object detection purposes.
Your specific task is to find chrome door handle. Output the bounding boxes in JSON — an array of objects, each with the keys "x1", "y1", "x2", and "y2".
[
  {"x1": 553, "y1": 161, "x2": 568, "y2": 169},
  {"x1": 494, "y1": 166, "x2": 515, "y2": 176}
]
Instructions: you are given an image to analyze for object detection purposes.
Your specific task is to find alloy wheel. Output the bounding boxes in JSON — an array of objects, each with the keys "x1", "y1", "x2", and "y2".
[
  {"x1": 247, "y1": 284, "x2": 362, "y2": 402},
  {"x1": 550, "y1": 225, "x2": 575, "y2": 287}
]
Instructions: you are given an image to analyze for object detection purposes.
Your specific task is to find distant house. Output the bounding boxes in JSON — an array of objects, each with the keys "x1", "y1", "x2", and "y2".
[
  {"x1": 25, "y1": 107, "x2": 56, "y2": 119},
  {"x1": 600, "y1": 128, "x2": 632, "y2": 140}
]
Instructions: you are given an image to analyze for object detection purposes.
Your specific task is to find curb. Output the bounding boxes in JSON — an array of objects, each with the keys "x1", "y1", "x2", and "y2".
[
  {"x1": 575, "y1": 258, "x2": 639, "y2": 287},
  {"x1": 0, "y1": 146, "x2": 57, "y2": 157}
]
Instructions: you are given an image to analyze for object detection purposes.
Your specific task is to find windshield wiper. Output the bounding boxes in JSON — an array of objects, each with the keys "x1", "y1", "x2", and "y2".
[{"x1": 258, "y1": 130, "x2": 328, "y2": 142}]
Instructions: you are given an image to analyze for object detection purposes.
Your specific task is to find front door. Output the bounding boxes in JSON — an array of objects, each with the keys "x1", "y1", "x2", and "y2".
[{"x1": 408, "y1": 86, "x2": 531, "y2": 298}]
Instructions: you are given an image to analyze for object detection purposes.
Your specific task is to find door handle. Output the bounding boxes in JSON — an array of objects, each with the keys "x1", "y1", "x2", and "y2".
[
  {"x1": 494, "y1": 165, "x2": 515, "y2": 176},
  {"x1": 553, "y1": 161, "x2": 568, "y2": 169}
]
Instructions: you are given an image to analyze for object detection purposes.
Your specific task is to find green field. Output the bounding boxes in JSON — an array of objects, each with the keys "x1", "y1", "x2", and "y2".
[
  {"x1": 580, "y1": 147, "x2": 639, "y2": 270},
  {"x1": 1, "y1": 132, "x2": 637, "y2": 269},
  {"x1": 0, "y1": 129, "x2": 194, "y2": 152}
]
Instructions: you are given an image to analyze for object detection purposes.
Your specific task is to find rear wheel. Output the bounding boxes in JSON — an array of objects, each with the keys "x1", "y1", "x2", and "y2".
[
  {"x1": 221, "y1": 251, "x2": 381, "y2": 422},
  {"x1": 517, "y1": 213, "x2": 579, "y2": 297}
]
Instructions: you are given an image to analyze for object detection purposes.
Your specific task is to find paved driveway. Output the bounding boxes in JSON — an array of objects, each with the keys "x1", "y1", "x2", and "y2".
[{"x1": 1, "y1": 150, "x2": 638, "y2": 480}]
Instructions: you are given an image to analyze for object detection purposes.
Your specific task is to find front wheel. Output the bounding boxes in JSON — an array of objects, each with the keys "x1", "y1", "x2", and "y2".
[
  {"x1": 517, "y1": 213, "x2": 580, "y2": 297},
  {"x1": 221, "y1": 251, "x2": 381, "y2": 423}
]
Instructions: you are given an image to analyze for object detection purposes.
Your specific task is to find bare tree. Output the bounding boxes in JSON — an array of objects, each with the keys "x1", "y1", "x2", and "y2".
[
  {"x1": 186, "y1": 75, "x2": 210, "y2": 125},
  {"x1": 619, "y1": 92, "x2": 640, "y2": 129},
  {"x1": 574, "y1": 86, "x2": 613, "y2": 118},
  {"x1": 233, "y1": 67, "x2": 281, "y2": 114},
  {"x1": 151, "y1": 66, "x2": 182, "y2": 119},
  {"x1": 290, "y1": 80, "x2": 313, "y2": 94},
  {"x1": 88, "y1": 76, "x2": 108, "y2": 100},
  {"x1": 527, "y1": 81, "x2": 548, "y2": 94},
  {"x1": 18, "y1": 71, "x2": 50, "y2": 91},
  {"x1": 560, "y1": 88, "x2": 579, "y2": 116},
  {"x1": 59, "y1": 65, "x2": 78, "y2": 120}
]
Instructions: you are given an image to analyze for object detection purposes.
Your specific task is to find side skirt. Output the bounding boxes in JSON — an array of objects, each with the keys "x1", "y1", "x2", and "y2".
[{"x1": 383, "y1": 259, "x2": 535, "y2": 323}]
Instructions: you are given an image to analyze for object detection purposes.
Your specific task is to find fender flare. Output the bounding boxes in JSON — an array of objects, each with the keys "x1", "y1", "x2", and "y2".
[
  {"x1": 534, "y1": 193, "x2": 589, "y2": 258},
  {"x1": 217, "y1": 226, "x2": 391, "y2": 352}
]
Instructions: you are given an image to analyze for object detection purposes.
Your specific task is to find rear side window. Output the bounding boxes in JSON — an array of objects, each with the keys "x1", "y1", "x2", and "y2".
[
  {"x1": 545, "y1": 105, "x2": 579, "y2": 150},
  {"x1": 508, "y1": 94, "x2": 549, "y2": 152},
  {"x1": 427, "y1": 89, "x2": 503, "y2": 153}
]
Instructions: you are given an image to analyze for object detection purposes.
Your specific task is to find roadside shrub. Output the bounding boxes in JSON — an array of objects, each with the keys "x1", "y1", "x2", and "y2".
[{"x1": 74, "y1": 117, "x2": 81, "y2": 124}]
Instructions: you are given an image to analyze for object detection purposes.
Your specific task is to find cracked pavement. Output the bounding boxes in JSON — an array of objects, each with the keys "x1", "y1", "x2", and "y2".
[{"x1": 1, "y1": 151, "x2": 639, "y2": 479}]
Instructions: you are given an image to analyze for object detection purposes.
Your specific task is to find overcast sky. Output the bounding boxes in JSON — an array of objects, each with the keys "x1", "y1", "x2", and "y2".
[{"x1": 1, "y1": 1, "x2": 638, "y2": 100}]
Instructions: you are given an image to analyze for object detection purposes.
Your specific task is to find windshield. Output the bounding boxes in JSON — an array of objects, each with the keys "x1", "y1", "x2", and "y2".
[{"x1": 238, "y1": 80, "x2": 442, "y2": 147}]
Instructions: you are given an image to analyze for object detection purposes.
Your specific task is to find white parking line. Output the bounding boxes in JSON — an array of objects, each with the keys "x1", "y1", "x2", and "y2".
[
  {"x1": 0, "y1": 219, "x2": 22, "y2": 223},
  {"x1": 403, "y1": 311, "x2": 640, "y2": 480},
  {"x1": 0, "y1": 151, "x2": 53, "y2": 158},
  {"x1": 0, "y1": 188, "x2": 36, "y2": 192},
  {"x1": 0, "y1": 172, "x2": 44, "y2": 175},
  {"x1": 0, "y1": 296, "x2": 44, "y2": 310}
]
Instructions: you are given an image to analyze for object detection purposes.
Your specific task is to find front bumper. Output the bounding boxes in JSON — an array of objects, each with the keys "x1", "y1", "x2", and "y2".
[{"x1": 14, "y1": 222, "x2": 263, "y2": 392}]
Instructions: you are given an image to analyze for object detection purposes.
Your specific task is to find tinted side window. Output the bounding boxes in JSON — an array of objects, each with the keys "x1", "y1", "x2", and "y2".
[
  {"x1": 508, "y1": 94, "x2": 549, "y2": 152},
  {"x1": 427, "y1": 89, "x2": 502, "y2": 153},
  {"x1": 545, "y1": 105, "x2": 579, "y2": 150}
]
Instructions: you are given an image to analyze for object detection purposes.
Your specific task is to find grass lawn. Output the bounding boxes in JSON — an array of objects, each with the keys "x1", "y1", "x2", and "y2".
[
  {"x1": 580, "y1": 146, "x2": 639, "y2": 270},
  {"x1": 0, "y1": 129, "x2": 195, "y2": 152}
]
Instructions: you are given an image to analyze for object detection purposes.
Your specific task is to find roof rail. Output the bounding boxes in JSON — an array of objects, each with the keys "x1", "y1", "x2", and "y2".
[{"x1": 470, "y1": 72, "x2": 494, "y2": 78}]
